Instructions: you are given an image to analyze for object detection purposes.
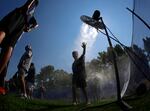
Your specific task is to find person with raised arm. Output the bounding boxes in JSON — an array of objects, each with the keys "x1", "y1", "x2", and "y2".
[{"x1": 72, "y1": 42, "x2": 90, "y2": 105}]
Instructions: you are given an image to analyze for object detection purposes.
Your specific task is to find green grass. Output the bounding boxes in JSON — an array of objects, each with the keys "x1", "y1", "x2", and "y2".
[{"x1": 0, "y1": 92, "x2": 150, "y2": 111}]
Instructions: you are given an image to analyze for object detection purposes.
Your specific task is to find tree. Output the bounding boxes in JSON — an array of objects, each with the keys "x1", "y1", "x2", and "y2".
[
  {"x1": 53, "y1": 69, "x2": 72, "y2": 88},
  {"x1": 87, "y1": 59, "x2": 100, "y2": 72},
  {"x1": 35, "y1": 65, "x2": 55, "y2": 88},
  {"x1": 114, "y1": 44, "x2": 125, "y2": 56},
  {"x1": 97, "y1": 51, "x2": 108, "y2": 65},
  {"x1": 143, "y1": 37, "x2": 150, "y2": 59},
  {"x1": 40, "y1": 65, "x2": 55, "y2": 81}
]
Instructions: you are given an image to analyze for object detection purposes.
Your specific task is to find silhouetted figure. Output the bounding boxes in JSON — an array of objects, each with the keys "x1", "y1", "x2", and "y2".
[
  {"x1": 72, "y1": 42, "x2": 89, "y2": 105},
  {"x1": 40, "y1": 80, "x2": 46, "y2": 99},
  {"x1": 0, "y1": 0, "x2": 39, "y2": 89},
  {"x1": 18, "y1": 45, "x2": 33, "y2": 98},
  {"x1": 9, "y1": 72, "x2": 18, "y2": 93},
  {"x1": 25, "y1": 63, "x2": 35, "y2": 99}
]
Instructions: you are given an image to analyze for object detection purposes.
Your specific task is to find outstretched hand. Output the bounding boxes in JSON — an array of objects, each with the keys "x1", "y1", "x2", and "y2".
[{"x1": 82, "y1": 42, "x2": 87, "y2": 49}]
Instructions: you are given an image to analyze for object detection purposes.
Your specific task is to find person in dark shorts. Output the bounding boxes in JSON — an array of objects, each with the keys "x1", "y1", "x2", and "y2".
[
  {"x1": 18, "y1": 45, "x2": 33, "y2": 98},
  {"x1": 72, "y1": 42, "x2": 89, "y2": 105},
  {"x1": 0, "y1": 0, "x2": 39, "y2": 89},
  {"x1": 25, "y1": 62, "x2": 35, "y2": 99}
]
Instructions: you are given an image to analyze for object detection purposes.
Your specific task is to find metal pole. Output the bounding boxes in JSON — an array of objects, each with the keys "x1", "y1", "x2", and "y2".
[
  {"x1": 100, "y1": 17, "x2": 132, "y2": 111},
  {"x1": 100, "y1": 17, "x2": 122, "y2": 101}
]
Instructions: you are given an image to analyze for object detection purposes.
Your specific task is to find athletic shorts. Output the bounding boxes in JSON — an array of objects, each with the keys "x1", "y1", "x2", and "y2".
[
  {"x1": 18, "y1": 68, "x2": 26, "y2": 77},
  {"x1": 72, "y1": 76, "x2": 87, "y2": 88}
]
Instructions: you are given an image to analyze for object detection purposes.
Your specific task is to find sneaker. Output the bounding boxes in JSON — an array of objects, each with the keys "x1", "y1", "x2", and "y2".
[
  {"x1": 24, "y1": 93, "x2": 28, "y2": 98},
  {"x1": 86, "y1": 101, "x2": 91, "y2": 105},
  {"x1": 20, "y1": 93, "x2": 27, "y2": 99},
  {"x1": 73, "y1": 102, "x2": 77, "y2": 106}
]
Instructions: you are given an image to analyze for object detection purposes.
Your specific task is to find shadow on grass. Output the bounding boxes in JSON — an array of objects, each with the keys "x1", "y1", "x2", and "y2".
[
  {"x1": 79, "y1": 95, "x2": 147, "y2": 111},
  {"x1": 25, "y1": 104, "x2": 73, "y2": 111},
  {"x1": 79, "y1": 101, "x2": 117, "y2": 111},
  {"x1": 25, "y1": 101, "x2": 95, "y2": 111},
  {"x1": 1, "y1": 93, "x2": 149, "y2": 111}
]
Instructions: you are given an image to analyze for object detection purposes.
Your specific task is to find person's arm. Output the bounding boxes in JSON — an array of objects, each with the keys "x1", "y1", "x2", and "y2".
[
  {"x1": 0, "y1": 46, "x2": 13, "y2": 74},
  {"x1": 0, "y1": 31, "x2": 6, "y2": 44},
  {"x1": 81, "y1": 42, "x2": 86, "y2": 56},
  {"x1": 27, "y1": 0, "x2": 36, "y2": 9},
  {"x1": 0, "y1": 9, "x2": 16, "y2": 44}
]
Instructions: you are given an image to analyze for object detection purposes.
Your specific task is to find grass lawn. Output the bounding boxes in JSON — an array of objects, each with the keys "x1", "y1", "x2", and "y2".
[{"x1": 0, "y1": 92, "x2": 150, "y2": 111}]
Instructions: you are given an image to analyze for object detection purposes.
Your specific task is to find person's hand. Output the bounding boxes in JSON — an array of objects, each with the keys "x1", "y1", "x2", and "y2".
[
  {"x1": 82, "y1": 42, "x2": 87, "y2": 49},
  {"x1": 24, "y1": 25, "x2": 31, "y2": 32},
  {"x1": 24, "y1": 22, "x2": 38, "y2": 32}
]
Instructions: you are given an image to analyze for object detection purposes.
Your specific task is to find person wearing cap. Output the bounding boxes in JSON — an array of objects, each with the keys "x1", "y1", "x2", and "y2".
[
  {"x1": 72, "y1": 42, "x2": 90, "y2": 105},
  {"x1": 18, "y1": 45, "x2": 33, "y2": 98},
  {"x1": 0, "y1": 0, "x2": 39, "y2": 89}
]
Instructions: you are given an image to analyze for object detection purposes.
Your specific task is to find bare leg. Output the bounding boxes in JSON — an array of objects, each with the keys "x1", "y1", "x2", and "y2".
[
  {"x1": 22, "y1": 76, "x2": 26, "y2": 96},
  {"x1": 0, "y1": 49, "x2": 9, "y2": 87},
  {"x1": 18, "y1": 70, "x2": 27, "y2": 97},
  {"x1": 29, "y1": 89, "x2": 32, "y2": 99},
  {"x1": 81, "y1": 87, "x2": 89, "y2": 104},
  {"x1": 76, "y1": 89, "x2": 80, "y2": 104},
  {"x1": 0, "y1": 31, "x2": 5, "y2": 44},
  {"x1": 30, "y1": 86, "x2": 34, "y2": 99},
  {"x1": 28, "y1": 85, "x2": 33, "y2": 99},
  {"x1": 26, "y1": 82, "x2": 29, "y2": 97},
  {"x1": 0, "y1": 47, "x2": 13, "y2": 74},
  {"x1": 0, "y1": 46, "x2": 13, "y2": 95},
  {"x1": 72, "y1": 84, "x2": 77, "y2": 104}
]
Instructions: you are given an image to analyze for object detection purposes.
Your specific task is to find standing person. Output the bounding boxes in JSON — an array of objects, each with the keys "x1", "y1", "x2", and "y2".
[
  {"x1": 0, "y1": 0, "x2": 39, "y2": 89},
  {"x1": 18, "y1": 45, "x2": 33, "y2": 98},
  {"x1": 25, "y1": 63, "x2": 35, "y2": 99},
  {"x1": 40, "y1": 80, "x2": 46, "y2": 99},
  {"x1": 72, "y1": 42, "x2": 90, "y2": 105}
]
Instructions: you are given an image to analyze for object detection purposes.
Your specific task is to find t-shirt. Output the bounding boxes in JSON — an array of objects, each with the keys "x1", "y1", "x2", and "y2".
[
  {"x1": 72, "y1": 55, "x2": 86, "y2": 79},
  {"x1": 0, "y1": 7, "x2": 37, "y2": 48},
  {"x1": 0, "y1": 8, "x2": 26, "y2": 48},
  {"x1": 25, "y1": 67, "x2": 35, "y2": 83},
  {"x1": 18, "y1": 51, "x2": 32, "y2": 71}
]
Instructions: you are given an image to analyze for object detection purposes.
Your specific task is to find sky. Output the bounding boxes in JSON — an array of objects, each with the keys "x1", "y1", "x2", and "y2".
[
  {"x1": 132, "y1": 0, "x2": 150, "y2": 48},
  {"x1": 0, "y1": 0, "x2": 133, "y2": 80}
]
